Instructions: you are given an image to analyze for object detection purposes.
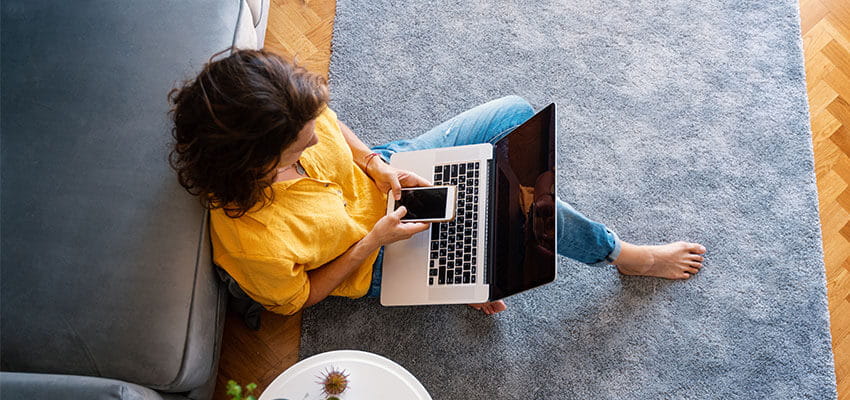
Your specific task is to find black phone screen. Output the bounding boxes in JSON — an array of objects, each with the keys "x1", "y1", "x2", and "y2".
[{"x1": 395, "y1": 187, "x2": 448, "y2": 220}]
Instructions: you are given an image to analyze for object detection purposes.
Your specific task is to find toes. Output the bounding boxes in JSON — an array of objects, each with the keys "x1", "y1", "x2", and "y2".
[
  {"x1": 680, "y1": 272, "x2": 692, "y2": 279},
  {"x1": 471, "y1": 303, "x2": 491, "y2": 314},
  {"x1": 688, "y1": 243, "x2": 707, "y2": 254},
  {"x1": 473, "y1": 301, "x2": 507, "y2": 315},
  {"x1": 685, "y1": 260, "x2": 703, "y2": 268},
  {"x1": 684, "y1": 267, "x2": 699, "y2": 274},
  {"x1": 687, "y1": 254, "x2": 704, "y2": 262}
]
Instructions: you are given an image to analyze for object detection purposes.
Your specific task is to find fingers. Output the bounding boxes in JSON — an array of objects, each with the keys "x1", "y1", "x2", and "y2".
[
  {"x1": 400, "y1": 221, "x2": 429, "y2": 235},
  {"x1": 400, "y1": 171, "x2": 432, "y2": 187},
  {"x1": 386, "y1": 221, "x2": 428, "y2": 242},
  {"x1": 389, "y1": 206, "x2": 428, "y2": 235},
  {"x1": 391, "y1": 205, "x2": 408, "y2": 219},
  {"x1": 390, "y1": 176, "x2": 402, "y2": 200}
]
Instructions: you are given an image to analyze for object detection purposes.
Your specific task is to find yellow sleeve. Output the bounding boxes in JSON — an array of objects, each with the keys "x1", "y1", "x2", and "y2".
[{"x1": 217, "y1": 252, "x2": 310, "y2": 316}]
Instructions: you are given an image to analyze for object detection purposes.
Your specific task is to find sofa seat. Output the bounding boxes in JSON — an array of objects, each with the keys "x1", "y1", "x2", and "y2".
[{"x1": 1, "y1": 373, "x2": 174, "y2": 400}]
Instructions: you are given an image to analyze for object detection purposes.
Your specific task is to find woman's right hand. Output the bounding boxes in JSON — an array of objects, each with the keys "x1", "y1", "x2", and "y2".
[{"x1": 366, "y1": 206, "x2": 429, "y2": 247}]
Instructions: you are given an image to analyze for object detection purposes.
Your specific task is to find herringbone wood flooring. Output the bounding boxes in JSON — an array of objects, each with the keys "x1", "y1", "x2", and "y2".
[
  {"x1": 801, "y1": 0, "x2": 850, "y2": 398},
  {"x1": 212, "y1": 0, "x2": 850, "y2": 398}
]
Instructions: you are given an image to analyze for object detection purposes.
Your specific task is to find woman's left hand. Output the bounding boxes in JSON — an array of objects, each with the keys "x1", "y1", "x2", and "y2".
[{"x1": 367, "y1": 159, "x2": 431, "y2": 200}]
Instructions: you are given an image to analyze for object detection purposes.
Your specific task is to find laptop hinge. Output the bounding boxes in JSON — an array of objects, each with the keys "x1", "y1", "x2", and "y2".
[{"x1": 485, "y1": 158, "x2": 496, "y2": 288}]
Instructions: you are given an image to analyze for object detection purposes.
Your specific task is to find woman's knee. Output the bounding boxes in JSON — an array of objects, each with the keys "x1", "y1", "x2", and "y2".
[
  {"x1": 502, "y1": 94, "x2": 534, "y2": 109},
  {"x1": 485, "y1": 95, "x2": 535, "y2": 142},
  {"x1": 495, "y1": 95, "x2": 534, "y2": 120}
]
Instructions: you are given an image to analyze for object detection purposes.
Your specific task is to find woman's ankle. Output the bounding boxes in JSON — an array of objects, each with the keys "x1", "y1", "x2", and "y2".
[{"x1": 611, "y1": 242, "x2": 654, "y2": 274}]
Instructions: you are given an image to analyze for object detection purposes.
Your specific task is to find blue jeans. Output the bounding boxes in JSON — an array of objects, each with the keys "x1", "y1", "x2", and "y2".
[{"x1": 365, "y1": 95, "x2": 622, "y2": 298}]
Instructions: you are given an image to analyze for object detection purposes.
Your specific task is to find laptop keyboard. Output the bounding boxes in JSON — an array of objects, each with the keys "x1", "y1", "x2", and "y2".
[{"x1": 428, "y1": 161, "x2": 481, "y2": 286}]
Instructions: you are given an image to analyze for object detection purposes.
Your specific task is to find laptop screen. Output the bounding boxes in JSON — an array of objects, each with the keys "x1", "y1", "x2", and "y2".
[{"x1": 489, "y1": 103, "x2": 557, "y2": 300}]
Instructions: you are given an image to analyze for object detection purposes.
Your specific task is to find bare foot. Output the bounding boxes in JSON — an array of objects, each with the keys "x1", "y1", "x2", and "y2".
[
  {"x1": 468, "y1": 300, "x2": 507, "y2": 315},
  {"x1": 613, "y1": 241, "x2": 706, "y2": 280}
]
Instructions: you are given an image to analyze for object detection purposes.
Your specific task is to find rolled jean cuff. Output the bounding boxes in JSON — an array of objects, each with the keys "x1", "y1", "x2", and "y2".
[
  {"x1": 588, "y1": 228, "x2": 622, "y2": 268},
  {"x1": 605, "y1": 229, "x2": 623, "y2": 263}
]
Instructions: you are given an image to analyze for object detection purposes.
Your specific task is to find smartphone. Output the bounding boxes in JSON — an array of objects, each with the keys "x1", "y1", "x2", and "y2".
[{"x1": 387, "y1": 186, "x2": 457, "y2": 223}]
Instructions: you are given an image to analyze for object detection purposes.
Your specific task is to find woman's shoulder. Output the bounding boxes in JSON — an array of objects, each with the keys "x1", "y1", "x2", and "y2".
[
  {"x1": 209, "y1": 207, "x2": 272, "y2": 242},
  {"x1": 209, "y1": 189, "x2": 327, "y2": 232},
  {"x1": 209, "y1": 205, "x2": 296, "y2": 256},
  {"x1": 319, "y1": 106, "x2": 338, "y2": 120},
  {"x1": 313, "y1": 106, "x2": 346, "y2": 144}
]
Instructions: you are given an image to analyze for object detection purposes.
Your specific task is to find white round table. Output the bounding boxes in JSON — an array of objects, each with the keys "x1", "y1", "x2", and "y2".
[{"x1": 258, "y1": 350, "x2": 432, "y2": 400}]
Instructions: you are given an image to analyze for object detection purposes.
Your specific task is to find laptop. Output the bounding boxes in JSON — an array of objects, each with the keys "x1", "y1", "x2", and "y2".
[{"x1": 380, "y1": 103, "x2": 558, "y2": 305}]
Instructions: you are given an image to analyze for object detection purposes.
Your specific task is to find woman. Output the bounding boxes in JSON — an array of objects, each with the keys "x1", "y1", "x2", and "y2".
[{"x1": 168, "y1": 49, "x2": 706, "y2": 316}]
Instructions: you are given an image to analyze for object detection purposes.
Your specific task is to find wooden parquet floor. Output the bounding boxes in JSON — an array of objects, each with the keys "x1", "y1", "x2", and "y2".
[
  {"x1": 802, "y1": 0, "x2": 850, "y2": 398},
  {"x1": 212, "y1": 0, "x2": 850, "y2": 398}
]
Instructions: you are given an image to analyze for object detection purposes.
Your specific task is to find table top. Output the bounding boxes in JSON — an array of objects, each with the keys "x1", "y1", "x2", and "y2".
[{"x1": 258, "y1": 350, "x2": 432, "y2": 400}]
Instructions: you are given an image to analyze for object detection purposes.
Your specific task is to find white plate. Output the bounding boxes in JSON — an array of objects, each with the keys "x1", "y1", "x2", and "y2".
[{"x1": 258, "y1": 350, "x2": 432, "y2": 400}]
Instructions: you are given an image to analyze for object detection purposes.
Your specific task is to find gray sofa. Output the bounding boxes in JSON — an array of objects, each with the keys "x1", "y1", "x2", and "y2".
[{"x1": 0, "y1": 1, "x2": 269, "y2": 399}]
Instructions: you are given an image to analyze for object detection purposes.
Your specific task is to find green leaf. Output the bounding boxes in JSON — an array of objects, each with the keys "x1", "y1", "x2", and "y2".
[
  {"x1": 226, "y1": 381, "x2": 242, "y2": 398},
  {"x1": 247, "y1": 396, "x2": 257, "y2": 400},
  {"x1": 246, "y1": 383, "x2": 258, "y2": 392}
]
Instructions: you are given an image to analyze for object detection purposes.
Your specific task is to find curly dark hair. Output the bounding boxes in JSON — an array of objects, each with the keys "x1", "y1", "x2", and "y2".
[{"x1": 168, "y1": 49, "x2": 330, "y2": 218}]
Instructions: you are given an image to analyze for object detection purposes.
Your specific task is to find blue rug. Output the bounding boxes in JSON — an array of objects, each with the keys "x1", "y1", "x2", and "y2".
[{"x1": 300, "y1": 0, "x2": 837, "y2": 398}]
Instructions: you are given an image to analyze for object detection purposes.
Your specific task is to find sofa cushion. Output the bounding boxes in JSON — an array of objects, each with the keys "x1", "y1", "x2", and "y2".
[
  {"x1": 0, "y1": 0, "x2": 244, "y2": 392},
  {"x1": 0, "y1": 372, "x2": 165, "y2": 400},
  {"x1": 233, "y1": 0, "x2": 260, "y2": 50},
  {"x1": 248, "y1": 0, "x2": 269, "y2": 49},
  {"x1": 247, "y1": 0, "x2": 264, "y2": 26}
]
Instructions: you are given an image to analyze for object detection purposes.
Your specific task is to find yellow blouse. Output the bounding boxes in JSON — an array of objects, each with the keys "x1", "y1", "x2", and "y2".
[{"x1": 209, "y1": 107, "x2": 387, "y2": 315}]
